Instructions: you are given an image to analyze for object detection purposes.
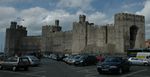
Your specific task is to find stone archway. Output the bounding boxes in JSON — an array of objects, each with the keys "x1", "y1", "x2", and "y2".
[{"x1": 130, "y1": 25, "x2": 138, "y2": 48}]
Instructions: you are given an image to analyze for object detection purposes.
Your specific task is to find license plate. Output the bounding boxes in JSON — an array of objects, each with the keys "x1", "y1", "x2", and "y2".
[{"x1": 102, "y1": 69, "x2": 109, "y2": 71}]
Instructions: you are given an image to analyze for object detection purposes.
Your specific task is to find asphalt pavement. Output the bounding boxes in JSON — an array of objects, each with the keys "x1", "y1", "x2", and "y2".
[{"x1": 0, "y1": 58, "x2": 150, "y2": 77}]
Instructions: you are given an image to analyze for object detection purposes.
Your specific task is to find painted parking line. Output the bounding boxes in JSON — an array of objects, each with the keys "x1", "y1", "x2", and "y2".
[
  {"x1": 0, "y1": 70, "x2": 46, "y2": 77},
  {"x1": 31, "y1": 67, "x2": 45, "y2": 71},
  {"x1": 121, "y1": 69, "x2": 147, "y2": 77},
  {"x1": 29, "y1": 71, "x2": 46, "y2": 74},
  {"x1": 77, "y1": 68, "x2": 96, "y2": 73},
  {"x1": 70, "y1": 66, "x2": 86, "y2": 70},
  {"x1": 77, "y1": 69, "x2": 90, "y2": 73},
  {"x1": 85, "y1": 73, "x2": 97, "y2": 77}
]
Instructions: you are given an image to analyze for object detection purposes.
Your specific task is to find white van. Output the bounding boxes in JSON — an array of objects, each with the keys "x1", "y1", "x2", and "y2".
[
  {"x1": 136, "y1": 52, "x2": 150, "y2": 59},
  {"x1": 136, "y1": 52, "x2": 150, "y2": 64}
]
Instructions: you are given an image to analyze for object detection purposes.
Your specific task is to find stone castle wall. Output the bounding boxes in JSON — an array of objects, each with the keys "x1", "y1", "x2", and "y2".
[
  {"x1": 41, "y1": 25, "x2": 72, "y2": 53},
  {"x1": 5, "y1": 22, "x2": 27, "y2": 56},
  {"x1": 21, "y1": 36, "x2": 41, "y2": 52},
  {"x1": 5, "y1": 13, "x2": 145, "y2": 56},
  {"x1": 72, "y1": 13, "x2": 145, "y2": 54},
  {"x1": 114, "y1": 13, "x2": 145, "y2": 53}
]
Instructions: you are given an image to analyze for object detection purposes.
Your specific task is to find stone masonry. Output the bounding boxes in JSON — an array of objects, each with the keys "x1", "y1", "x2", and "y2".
[{"x1": 5, "y1": 13, "x2": 145, "y2": 56}]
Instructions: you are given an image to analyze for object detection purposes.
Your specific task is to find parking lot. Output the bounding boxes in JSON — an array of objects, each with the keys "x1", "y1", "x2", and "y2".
[{"x1": 0, "y1": 58, "x2": 150, "y2": 77}]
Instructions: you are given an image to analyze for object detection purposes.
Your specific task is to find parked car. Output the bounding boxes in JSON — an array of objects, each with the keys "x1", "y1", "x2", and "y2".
[
  {"x1": 128, "y1": 57, "x2": 150, "y2": 66},
  {"x1": 0, "y1": 57, "x2": 30, "y2": 71},
  {"x1": 63, "y1": 55, "x2": 74, "y2": 64},
  {"x1": 56, "y1": 54, "x2": 66, "y2": 61},
  {"x1": 48, "y1": 54, "x2": 59, "y2": 60},
  {"x1": 0, "y1": 53, "x2": 5, "y2": 61},
  {"x1": 67, "y1": 55, "x2": 81, "y2": 64},
  {"x1": 74, "y1": 55, "x2": 97, "y2": 66},
  {"x1": 97, "y1": 56, "x2": 130, "y2": 74},
  {"x1": 23, "y1": 56, "x2": 40, "y2": 66}
]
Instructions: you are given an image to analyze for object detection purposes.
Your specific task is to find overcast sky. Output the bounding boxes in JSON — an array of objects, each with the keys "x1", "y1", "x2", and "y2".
[{"x1": 0, "y1": 0, "x2": 150, "y2": 51}]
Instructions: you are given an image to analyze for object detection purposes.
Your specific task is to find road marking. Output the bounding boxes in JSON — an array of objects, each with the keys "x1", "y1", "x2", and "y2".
[
  {"x1": 31, "y1": 71, "x2": 46, "y2": 74},
  {"x1": 77, "y1": 68, "x2": 96, "y2": 73},
  {"x1": 85, "y1": 73, "x2": 97, "y2": 77},
  {"x1": 77, "y1": 69, "x2": 90, "y2": 73},
  {"x1": 121, "y1": 69, "x2": 147, "y2": 77},
  {"x1": 31, "y1": 67, "x2": 45, "y2": 70},
  {"x1": 71, "y1": 66, "x2": 85, "y2": 70},
  {"x1": 0, "y1": 70, "x2": 45, "y2": 77},
  {"x1": 76, "y1": 68, "x2": 98, "y2": 77}
]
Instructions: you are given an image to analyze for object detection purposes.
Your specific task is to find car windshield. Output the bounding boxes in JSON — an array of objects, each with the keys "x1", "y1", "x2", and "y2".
[
  {"x1": 78, "y1": 55, "x2": 87, "y2": 60},
  {"x1": 74, "y1": 55, "x2": 82, "y2": 59},
  {"x1": 20, "y1": 58, "x2": 29, "y2": 62},
  {"x1": 29, "y1": 56, "x2": 38, "y2": 60},
  {"x1": 6, "y1": 57, "x2": 18, "y2": 62},
  {"x1": 131, "y1": 57, "x2": 139, "y2": 60},
  {"x1": 104, "y1": 57, "x2": 122, "y2": 62}
]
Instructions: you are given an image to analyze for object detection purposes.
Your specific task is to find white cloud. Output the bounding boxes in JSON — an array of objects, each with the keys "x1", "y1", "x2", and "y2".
[
  {"x1": 20, "y1": 7, "x2": 49, "y2": 26},
  {"x1": 136, "y1": 0, "x2": 150, "y2": 39},
  {"x1": 0, "y1": 7, "x2": 16, "y2": 17},
  {"x1": 122, "y1": 2, "x2": 144, "y2": 9},
  {"x1": 0, "y1": 6, "x2": 111, "y2": 35},
  {"x1": 88, "y1": 12, "x2": 113, "y2": 25},
  {"x1": 0, "y1": 7, "x2": 17, "y2": 31},
  {"x1": 0, "y1": 0, "x2": 31, "y2": 3},
  {"x1": 0, "y1": 6, "x2": 112, "y2": 47},
  {"x1": 57, "y1": 0, "x2": 94, "y2": 11},
  {"x1": 136, "y1": 0, "x2": 150, "y2": 24},
  {"x1": 42, "y1": 10, "x2": 112, "y2": 30}
]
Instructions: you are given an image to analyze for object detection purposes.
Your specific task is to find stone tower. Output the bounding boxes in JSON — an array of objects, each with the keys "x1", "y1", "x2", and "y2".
[
  {"x1": 4, "y1": 21, "x2": 27, "y2": 56},
  {"x1": 72, "y1": 15, "x2": 88, "y2": 54},
  {"x1": 41, "y1": 20, "x2": 62, "y2": 52},
  {"x1": 115, "y1": 13, "x2": 145, "y2": 53}
]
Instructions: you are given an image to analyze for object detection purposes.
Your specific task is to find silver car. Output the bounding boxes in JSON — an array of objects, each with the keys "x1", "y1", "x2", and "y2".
[
  {"x1": 24, "y1": 56, "x2": 40, "y2": 66},
  {"x1": 128, "y1": 57, "x2": 150, "y2": 66},
  {"x1": 0, "y1": 57, "x2": 30, "y2": 71}
]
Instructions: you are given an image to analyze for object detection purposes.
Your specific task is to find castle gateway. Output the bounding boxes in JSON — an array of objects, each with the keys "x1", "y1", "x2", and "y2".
[{"x1": 5, "y1": 13, "x2": 145, "y2": 56}]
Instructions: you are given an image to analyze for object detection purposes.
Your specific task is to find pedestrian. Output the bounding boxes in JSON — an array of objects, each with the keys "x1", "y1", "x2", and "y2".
[{"x1": 96, "y1": 54, "x2": 104, "y2": 62}]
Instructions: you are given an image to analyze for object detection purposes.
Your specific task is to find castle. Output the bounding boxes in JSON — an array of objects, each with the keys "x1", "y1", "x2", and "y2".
[{"x1": 5, "y1": 13, "x2": 145, "y2": 56}]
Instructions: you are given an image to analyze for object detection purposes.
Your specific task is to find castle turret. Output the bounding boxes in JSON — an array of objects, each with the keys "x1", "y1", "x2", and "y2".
[
  {"x1": 5, "y1": 21, "x2": 27, "y2": 56},
  {"x1": 114, "y1": 13, "x2": 145, "y2": 52},
  {"x1": 72, "y1": 15, "x2": 89, "y2": 54},
  {"x1": 55, "y1": 20, "x2": 59, "y2": 26},
  {"x1": 10, "y1": 21, "x2": 17, "y2": 29},
  {"x1": 53, "y1": 19, "x2": 61, "y2": 32},
  {"x1": 79, "y1": 15, "x2": 86, "y2": 23}
]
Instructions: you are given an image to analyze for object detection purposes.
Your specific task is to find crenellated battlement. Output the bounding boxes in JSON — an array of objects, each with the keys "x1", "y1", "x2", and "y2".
[
  {"x1": 115, "y1": 13, "x2": 145, "y2": 22},
  {"x1": 42, "y1": 20, "x2": 62, "y2": 34},
  {"x1": 79, "y1": 15, "x2": 86, "y2": 23},
  {"x1": 5, "y1": 12, "x2": 145, "y2": 56}
]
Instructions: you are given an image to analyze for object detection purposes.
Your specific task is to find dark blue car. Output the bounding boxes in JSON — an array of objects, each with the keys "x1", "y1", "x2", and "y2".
[{"x1": 97, "y1": 56, "x2": 130, "y2": 74}]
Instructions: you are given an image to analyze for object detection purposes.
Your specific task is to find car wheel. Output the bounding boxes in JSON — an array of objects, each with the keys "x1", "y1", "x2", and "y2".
[
  {"x1": 12, "y1": 66, "x2": 17, "y2": 71},
  {"x1": 127, "y1": 67, "x2": 130, "y2": 72},
  {"x1": 83, "y1": 62, "x2": 87, "y2": 66},
  {"x1": 24, "y1": 67, "x2": 28, "y2": 71},
  {"x1": 144, "y1": 63, "x2": 148, "y2": 66},
  {"x1": 98, "y1": 70, "x2": 103, "y2": 74},
  {"x1": 118, "y1": 68, "x2": 123, "y2": 74},
  {"x1": 0, "y1": 65, "x2": 3, "y2": 70}
]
